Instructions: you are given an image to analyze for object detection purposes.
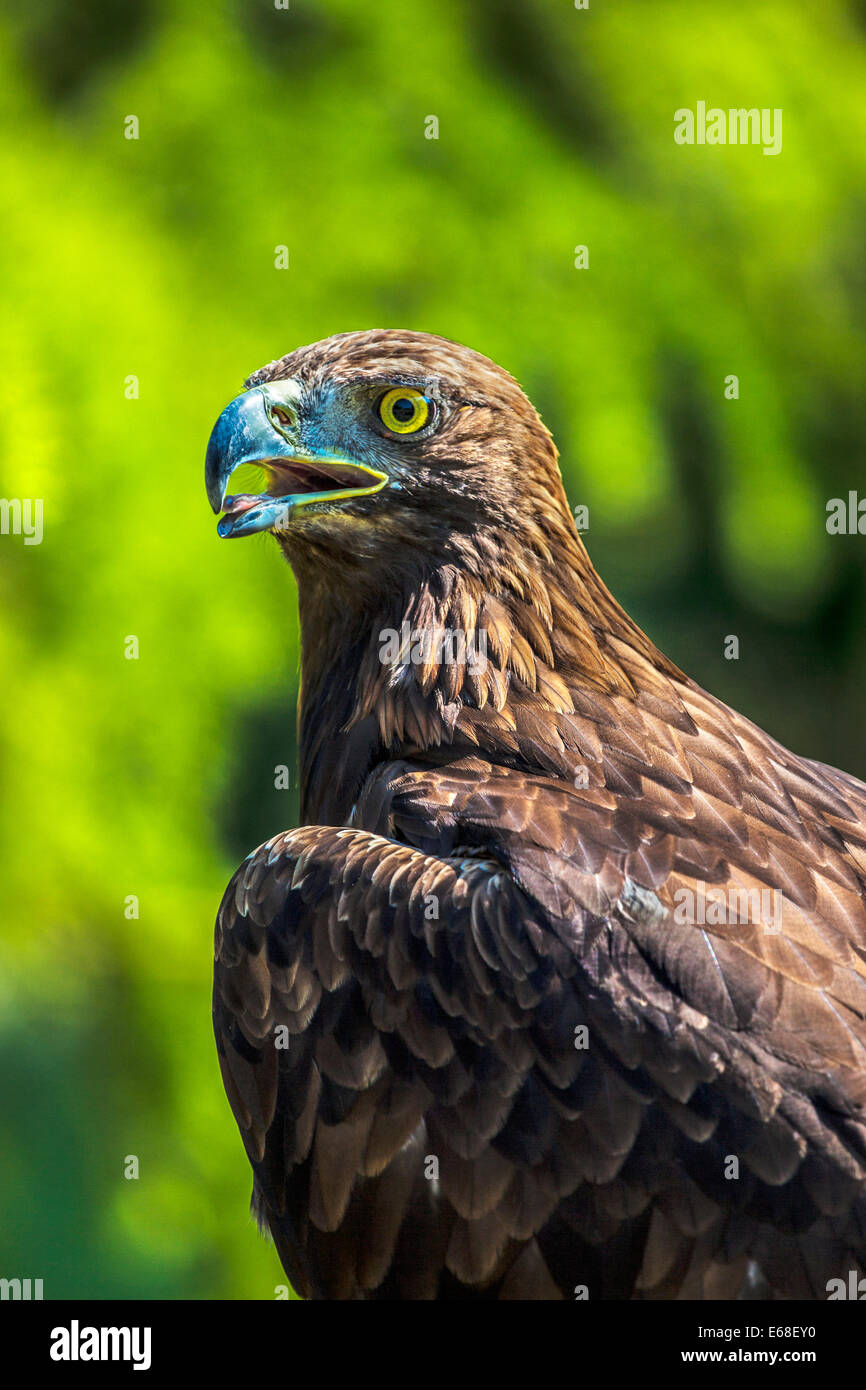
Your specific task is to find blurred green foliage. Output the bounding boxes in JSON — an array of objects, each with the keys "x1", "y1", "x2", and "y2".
[{"x1": 0, "y1": 0, "x2": 864, "y2": 1298}]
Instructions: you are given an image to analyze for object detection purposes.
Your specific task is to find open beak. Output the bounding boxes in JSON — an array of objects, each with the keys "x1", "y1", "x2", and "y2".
[{"x1": 205, "y1": 383, "x2": 388, "y2": 538}]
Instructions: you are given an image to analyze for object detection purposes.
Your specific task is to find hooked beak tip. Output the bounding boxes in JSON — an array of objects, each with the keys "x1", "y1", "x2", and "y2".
[{"x1": 205, "y1": 387, "x2": 273, "y2": 516}]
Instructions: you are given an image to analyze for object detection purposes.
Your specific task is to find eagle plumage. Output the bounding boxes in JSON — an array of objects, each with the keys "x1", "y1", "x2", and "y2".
[{"x1": 205, "y1": 330, "x2": 866, "y2": 1299}]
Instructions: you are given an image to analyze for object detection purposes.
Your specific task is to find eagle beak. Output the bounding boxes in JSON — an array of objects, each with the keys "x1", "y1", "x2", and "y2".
[{"x1": 205, "y1": 383, "x2": 388, "y2": 539}]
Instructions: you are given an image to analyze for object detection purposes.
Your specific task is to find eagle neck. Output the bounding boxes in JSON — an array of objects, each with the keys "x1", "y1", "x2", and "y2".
[{"x1": 294, "y1": 519, "x2": 683, "y2": 814}]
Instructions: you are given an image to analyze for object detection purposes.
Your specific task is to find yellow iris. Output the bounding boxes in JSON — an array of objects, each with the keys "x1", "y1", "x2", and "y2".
[{"x1": 378, "y1": 387, "x2": 430, "y2": 434}]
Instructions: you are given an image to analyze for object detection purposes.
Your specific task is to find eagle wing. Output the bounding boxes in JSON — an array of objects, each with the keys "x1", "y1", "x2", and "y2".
[{"x1": 214, "y1": 736, "x2": 866, "y2": 1299}]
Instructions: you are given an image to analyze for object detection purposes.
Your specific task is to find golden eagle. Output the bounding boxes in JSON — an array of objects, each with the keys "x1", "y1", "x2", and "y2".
[{"x1": 205, "y1": 330, "x2": 866, "y2": 1300}]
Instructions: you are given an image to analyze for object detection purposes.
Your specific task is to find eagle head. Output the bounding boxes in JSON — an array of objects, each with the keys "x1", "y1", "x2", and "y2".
[
  {"x1": 204, "y1": 330, "x2": 671, "y2": 766},
  {"x1": 205, "y1": 329, "x2": 568, "y2": 590}
]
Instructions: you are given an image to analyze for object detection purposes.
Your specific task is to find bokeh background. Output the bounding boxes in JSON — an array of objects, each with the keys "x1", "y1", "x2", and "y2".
[{"x1": 0, "y1": 0, "x2": 864, "y2": 1298}]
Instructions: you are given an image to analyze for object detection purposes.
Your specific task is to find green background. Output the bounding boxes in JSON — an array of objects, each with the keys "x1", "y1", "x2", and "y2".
[{"x1": 0, "y1": 0, "x2": 864, "y2": 1298}]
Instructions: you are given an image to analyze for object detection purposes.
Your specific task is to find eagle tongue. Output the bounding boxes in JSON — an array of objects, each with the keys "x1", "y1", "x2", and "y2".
[
  {"x1": 217, "y1": 494, "x2": 294, "y2": 539},
  {"x1": 222, "y1": 493, "x2": 267, "y2": 516}
]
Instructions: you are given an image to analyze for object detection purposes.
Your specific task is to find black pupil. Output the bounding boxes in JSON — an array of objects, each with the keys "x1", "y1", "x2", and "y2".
[{"x1": 392, "y1": 396, "x2": 417, "y2": 422}]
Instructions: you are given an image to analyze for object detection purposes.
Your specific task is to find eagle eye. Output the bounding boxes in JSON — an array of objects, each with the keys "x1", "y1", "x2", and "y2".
[{"x1": 377, "y1": 386, "x2": 434, "y2": 435}]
